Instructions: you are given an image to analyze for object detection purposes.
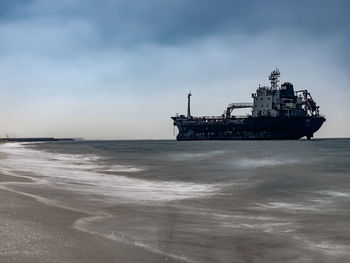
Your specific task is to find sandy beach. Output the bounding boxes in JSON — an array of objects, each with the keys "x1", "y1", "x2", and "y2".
[{"x1": 0, "y1": 173, "x2": 178, "y2": 263}]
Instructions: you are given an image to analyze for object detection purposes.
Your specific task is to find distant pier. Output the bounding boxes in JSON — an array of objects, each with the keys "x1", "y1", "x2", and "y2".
[{"x1": 0, "y1": 138, "x2": 76, "y2": 142}]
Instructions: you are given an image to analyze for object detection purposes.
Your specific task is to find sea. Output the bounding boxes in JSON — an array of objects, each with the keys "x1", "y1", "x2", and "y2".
[{"x1": 0, "y1": 139, "x2": 350, "y2": 262}]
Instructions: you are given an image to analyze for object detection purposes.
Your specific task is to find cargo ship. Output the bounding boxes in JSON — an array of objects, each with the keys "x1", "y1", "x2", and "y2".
[{"x1": 171, "y1": 69, "x2": 325, "y2": 140}]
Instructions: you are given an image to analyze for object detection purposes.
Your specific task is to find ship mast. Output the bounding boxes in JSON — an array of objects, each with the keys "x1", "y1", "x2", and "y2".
[
  {"x1": 187, "y1": 91, "x2": 192, "y2": 118},
  {"x1": 269, "y1": 68, "x2": 280, "y2": 89}
]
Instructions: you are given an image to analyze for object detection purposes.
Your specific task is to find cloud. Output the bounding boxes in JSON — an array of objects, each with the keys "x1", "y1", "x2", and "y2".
[
  {"x1": 3, "y1": 0, "x2": 350, "y2": 45},
  {"x1": 0, "y1": 0, "x2": 349, "y2": 138}
]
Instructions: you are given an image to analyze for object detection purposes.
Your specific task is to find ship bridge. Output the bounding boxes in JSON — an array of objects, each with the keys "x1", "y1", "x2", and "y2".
[{"x1": 225, "y1": 103, "x2": 253, "y2": 117}]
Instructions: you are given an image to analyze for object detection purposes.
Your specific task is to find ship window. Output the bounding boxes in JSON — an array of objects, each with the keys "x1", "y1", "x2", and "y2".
[
  {"x1": 260, "y1": 98, "x2": 263, "y2": 101},
  {"x1": 267, "y1": 97, "x2": 271, "y2": 100}
]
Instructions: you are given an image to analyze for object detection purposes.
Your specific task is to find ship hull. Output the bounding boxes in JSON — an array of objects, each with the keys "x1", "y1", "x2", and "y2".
[{"x1": 172, "y1": 116, "x2": 326, "y2": 141}]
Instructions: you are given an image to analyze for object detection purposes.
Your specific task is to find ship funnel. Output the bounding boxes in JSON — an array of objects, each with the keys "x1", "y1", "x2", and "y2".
[{"x1": 187, "y1": 91, "x2": 192, "y2": 118}]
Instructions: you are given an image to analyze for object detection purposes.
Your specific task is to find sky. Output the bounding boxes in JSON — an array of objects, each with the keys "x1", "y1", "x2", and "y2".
[{"x1": 0, "y1": 0, "x2": 349, "y2": 139}]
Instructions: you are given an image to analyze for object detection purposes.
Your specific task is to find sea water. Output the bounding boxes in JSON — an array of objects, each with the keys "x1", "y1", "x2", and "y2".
[{"x1": 0, "y1": 139, "x2": 350, "y2": 262}]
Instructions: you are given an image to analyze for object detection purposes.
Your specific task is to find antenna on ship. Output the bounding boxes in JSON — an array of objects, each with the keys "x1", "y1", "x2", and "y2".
[
  {"x1": 269, "y1": 68, "x2": 280, "y2": 89},
  {"x1": 187, "y1": 91, "x2": 192, "y2": 118}
]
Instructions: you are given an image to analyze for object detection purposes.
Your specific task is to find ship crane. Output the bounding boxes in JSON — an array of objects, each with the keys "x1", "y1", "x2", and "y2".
[
  {"x1": 296, "y1": 90, "x2": 320, "y2": 116},
  {"x1": 225, "y1": 103, "x2": 253, "y2": 118}
]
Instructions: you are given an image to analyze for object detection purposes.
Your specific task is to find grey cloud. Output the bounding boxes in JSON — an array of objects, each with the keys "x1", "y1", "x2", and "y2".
[
  {"x1": 0, "y1": 0, "x2": 34, "y2": 19},
  {"x1": 2, "y1": 0, "x2": 349, "y2": 46}
]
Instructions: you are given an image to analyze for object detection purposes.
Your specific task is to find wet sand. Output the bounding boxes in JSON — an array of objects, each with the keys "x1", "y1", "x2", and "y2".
[{"x1": 0, "y1": 174, "x2": 178, "y2": 263}]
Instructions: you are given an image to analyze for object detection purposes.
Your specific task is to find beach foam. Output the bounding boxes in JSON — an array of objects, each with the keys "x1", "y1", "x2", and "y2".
[
  {"x1": 233, "y1": 158, "x2": 299, "y2": 168},
  {"x1": 0, "y1": 143, "x2": 219, "y2": 203},
  {"x1": 170, "y1": 150, "x2": 226, "y2": 161},
  {"x1": 319, "y1": 190, "x2": 350, "y2": 197},
  {"x1": 256, "y1": 202, "x2": 319, "y2": 211}
]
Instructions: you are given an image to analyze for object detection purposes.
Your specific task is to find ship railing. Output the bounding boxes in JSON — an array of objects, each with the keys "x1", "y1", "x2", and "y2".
[
  {"x1": 191, "y1": 116, "x2": 223, "y2": 120},
  {"x1": 191, "y1": 115, "x2": 250, "y2": 120},
  {"x1": 231, "y1": 115, "x2": 250, "y2": 119}
]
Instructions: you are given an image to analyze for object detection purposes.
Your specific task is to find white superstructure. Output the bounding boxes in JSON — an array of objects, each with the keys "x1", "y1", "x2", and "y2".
[{"x1": 250, "y1": 69, "x2": 309, "y2": 117}]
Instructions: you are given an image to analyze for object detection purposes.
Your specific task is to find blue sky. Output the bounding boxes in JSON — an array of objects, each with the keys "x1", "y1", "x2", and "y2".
[{"x1": 0, "y1": 0, "x2": 349, "y2": 139}]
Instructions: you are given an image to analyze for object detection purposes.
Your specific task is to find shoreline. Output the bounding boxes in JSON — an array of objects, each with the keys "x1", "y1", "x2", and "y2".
[{"x1": 0, "y1": 173, "x2": 180, "y2": 263}]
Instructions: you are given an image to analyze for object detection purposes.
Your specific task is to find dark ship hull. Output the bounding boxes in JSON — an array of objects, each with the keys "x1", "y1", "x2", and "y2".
[{"x1": 172, "y1": 115, "x2": 326, "y2": 141}]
